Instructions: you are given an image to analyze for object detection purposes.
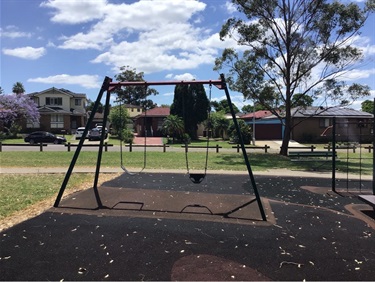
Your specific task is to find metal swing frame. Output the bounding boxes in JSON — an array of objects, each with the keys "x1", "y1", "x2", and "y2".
[{"x1": 53, "y1": 74, "x2": 267, "y2": 221}]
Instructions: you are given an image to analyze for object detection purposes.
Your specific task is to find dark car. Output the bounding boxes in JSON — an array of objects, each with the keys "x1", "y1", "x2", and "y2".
[
  {"x1": 24, "y1": 131, "x2": 67, "y2": 144},
  {"x1": 88, "y1": 128, "x2": 101, "y2": 141}
]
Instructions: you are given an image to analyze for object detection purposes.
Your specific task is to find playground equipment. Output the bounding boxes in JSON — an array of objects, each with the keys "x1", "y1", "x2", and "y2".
[{"x1": 53, "y1": 74, "x2": 267, "y2": 221}]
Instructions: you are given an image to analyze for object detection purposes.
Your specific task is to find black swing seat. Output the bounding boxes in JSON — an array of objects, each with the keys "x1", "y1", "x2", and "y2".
[{"x1": 189, "y1": 173, "x2": 206, "y2": 184}]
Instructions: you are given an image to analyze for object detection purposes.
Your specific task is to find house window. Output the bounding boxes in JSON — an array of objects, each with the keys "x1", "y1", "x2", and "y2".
[
  {"x1": 357, "y1": 119, "x2": 368, "y2": 128},
  {"x1": 137, "y1": 108, "x2": 141, "y2": 112},
  {"x1": 51, "y1": 114, "x2": 64, "y2": 128},
  {"x1": 26, "y1": 120, "x2": 40, "y2": 128},
  {"x1": 75, "y1": 99, "x2": 81, "y2": 106},
  {"x1": 46, "y1": 97, "x2": 62, "y2": 106},
  {"x1": 319, "y1": 118, "x2": 331, "y2": 128}
]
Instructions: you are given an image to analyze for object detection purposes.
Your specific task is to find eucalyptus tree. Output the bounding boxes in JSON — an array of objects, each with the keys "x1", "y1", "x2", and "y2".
[
  {"x1": 215, "y1": 0, "x2": 373, "y2": 155},
  {"x1": 115, "y1": 66, "x2": 158, "y2": 109}
]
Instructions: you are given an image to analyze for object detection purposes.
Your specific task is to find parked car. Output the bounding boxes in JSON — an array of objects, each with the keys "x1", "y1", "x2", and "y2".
[
  {"x1": 24, "y1": 131, "x2": 67, "y2": 144},
  {"x1": 88, "y1": 128, "x2": 101, "y2": 141},
  {"x1": 75, "y1": 127, "x2": 88, "y2": 140},
  {"x1": 88, "y1": 126, "x2": 108, "y2": 141}
]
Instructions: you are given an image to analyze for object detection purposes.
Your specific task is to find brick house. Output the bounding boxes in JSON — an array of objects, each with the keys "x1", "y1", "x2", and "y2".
[
  {"x1": 23, "y1": 87, "x2": 87, "y2": 134},
  {"x1": 291, "y1": 107, "x2": 373, "y2": 142},
  {"x1": 134, "y1": 107, "x2": 170, "y2": 137}
]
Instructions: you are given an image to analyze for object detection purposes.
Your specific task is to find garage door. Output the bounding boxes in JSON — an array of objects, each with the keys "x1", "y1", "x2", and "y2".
[{"x1": 255, "y1": 124, "x2": 282, "y2": 140}]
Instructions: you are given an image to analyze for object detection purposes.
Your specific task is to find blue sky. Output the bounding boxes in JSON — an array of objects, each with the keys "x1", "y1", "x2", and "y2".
[{"x1": 1, "y1": 0, "x2": 375, "y2": 110}]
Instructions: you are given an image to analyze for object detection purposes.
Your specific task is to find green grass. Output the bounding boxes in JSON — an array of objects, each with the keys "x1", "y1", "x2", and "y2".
[
  {"x1": 0, "y1": 173, "x2": 94, "y2": 219},
  {"x1": 0, "y1": 150, "x2": 372, "y2": 174}
]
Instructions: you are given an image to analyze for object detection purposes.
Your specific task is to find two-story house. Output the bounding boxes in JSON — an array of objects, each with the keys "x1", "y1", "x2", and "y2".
[{"x1": 22, "y1": 87, "x2": 87, "y2": 134}]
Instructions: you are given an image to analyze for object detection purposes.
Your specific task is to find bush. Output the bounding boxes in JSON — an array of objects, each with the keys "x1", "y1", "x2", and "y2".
[
  {"x1": 227, "y1": 120, "x2": 252, "y2": 144},
  {"x1": 120, "y1": 129, "x2": 134, "y2": 143}
]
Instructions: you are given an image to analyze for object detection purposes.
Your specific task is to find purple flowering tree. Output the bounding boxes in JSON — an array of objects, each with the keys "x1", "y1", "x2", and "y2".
[{"x1": 0, "y1": 93, "x2": 40, "y2": 137}]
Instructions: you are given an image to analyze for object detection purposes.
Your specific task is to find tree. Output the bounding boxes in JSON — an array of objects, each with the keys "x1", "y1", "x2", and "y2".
[
  {"x1": 0, "y1": 87, "x2": 4, "y2": 94},
  {"x1": 361, "y1": 100, "x2": 374, "y2": 114},
  {"x1": 212, "y1": 99, "x2": 240, "y2": 113},
  {"x1": 210, "y1": 111, "x2": 230, "y2": 139},
  {"x1": 162, "y1": 115, "x2": 184, "y2": 143},
  {"x1": 242, "y1": 103, "x2": 265, "y2": 113},
  {"x1": 215, "y1": 0, "x2": 373, "y2": 155},
  {"x1": 109, "y1": 105, "x2": 130, "y2": 136},
  {"x1": 227, "y1": 119, "x2": 252, "y2": 144},
  {"x1": 114, "y1": 66, "x2": 158, "y2": 109},
  {"x1": 12, "y1": 82, "x2": 25, "y2": 95},
  {"x1": 0, "y1": 93, "x2": 40, "y2": 137},
  {"x1": 170, "y1": 83, "x2": 210, "y2": 140}
]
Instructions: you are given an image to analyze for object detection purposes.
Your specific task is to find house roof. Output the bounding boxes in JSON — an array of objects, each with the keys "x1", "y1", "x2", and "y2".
[
  {"x1": 28, "y1": 87, "x2": 86, "y2": 98},
  {"x1": 136, "y1": 107, "x2": 170, "y2": 118},
  {"x1": 241, "y1": 110, "x2": 273, "y2": 119},
  {"x1": 292, "y1": 107, "x2": 373, "y2": 118}
]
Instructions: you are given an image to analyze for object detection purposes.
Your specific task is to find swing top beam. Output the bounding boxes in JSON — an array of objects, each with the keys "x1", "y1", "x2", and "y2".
[{"x1": 108, "y1": 79, "x2": 224, "y2": 92}]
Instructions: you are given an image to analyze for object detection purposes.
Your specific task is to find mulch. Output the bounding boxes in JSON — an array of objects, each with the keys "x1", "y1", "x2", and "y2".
[{"x1": 1, "y1": 172, "x2": 374, "y2": 281}]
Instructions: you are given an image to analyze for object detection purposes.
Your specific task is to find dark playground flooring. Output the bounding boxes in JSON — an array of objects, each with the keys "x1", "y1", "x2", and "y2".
[{"x1": 1, "y1": 172, "x2": 374, "y2": 281}]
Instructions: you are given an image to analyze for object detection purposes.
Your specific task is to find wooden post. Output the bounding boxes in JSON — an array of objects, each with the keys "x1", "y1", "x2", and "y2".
[
  {"x1": 163, "y1": 143, "x2": 166, "y2": 153},
  {"x1": 311, "y1": 145, "x2": 314, "y2": 152},
  {"x1": 264, "y1": 145, "x2": 268, "y2": 153},
  {"x1": 105, "y1": 142, "x2": 108, "y2": 152},
  {"x1": 216, "y1": 144, "x2": 219, "y2": 153},
  {"x1": 40, "y1": 143, "x2": 43, "y2": 152},
  {"x1": 0, "y1": 141, "x2": 2, "y2": 152},
  {"x1": 67, "y1": 142, "x2": 71, "y2": 152},
  {"x1": 129, "y1": 142, "x2": 132, "y2": 152}
]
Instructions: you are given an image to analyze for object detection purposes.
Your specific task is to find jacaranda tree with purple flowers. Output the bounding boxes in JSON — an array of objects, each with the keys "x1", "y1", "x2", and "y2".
[{"x1": 0, "y1": 93, "x2": 40, "y2": 138}]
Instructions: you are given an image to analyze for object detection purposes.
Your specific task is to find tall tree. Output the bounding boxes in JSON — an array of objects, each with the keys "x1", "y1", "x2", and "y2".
[
  {"x1": 114, "y1": 66, "x2": 158, "y2": 109},
  {"x1": 170, "y1": 84, "x2": 210, "y2": 140},
  {"x1": 215, "y1": 0, "x2": 373, "y2": 155},
  {"x1": 12, "y1": 82, "x2": 25, "y2": 95},
  {"x1": 361, "y1": 100, "x2": 374, "y2": 114}
]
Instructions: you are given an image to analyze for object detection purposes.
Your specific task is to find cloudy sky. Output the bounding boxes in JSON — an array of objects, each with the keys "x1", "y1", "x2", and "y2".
[{"x1": 1, "y1": 0, "x2": 375, "y2": 110}]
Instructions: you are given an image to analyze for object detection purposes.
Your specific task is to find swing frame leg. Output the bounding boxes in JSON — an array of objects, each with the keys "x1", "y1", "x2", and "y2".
[{"x1": 220, "y1": 74, "x2": 267, "y2": 221}]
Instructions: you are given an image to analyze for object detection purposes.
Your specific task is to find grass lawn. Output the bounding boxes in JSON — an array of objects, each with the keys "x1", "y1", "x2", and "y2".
[{"x1": 0, "y1": 173, "x2": 97, "y2": 220}]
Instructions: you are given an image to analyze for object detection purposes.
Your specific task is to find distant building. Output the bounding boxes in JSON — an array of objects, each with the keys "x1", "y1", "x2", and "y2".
[
  {"x1": 134, "y1": 107, "x2": 170, "y2": 137},
  {"x1": 23, "y1": 87, "x2": 87, "y2": 134}
]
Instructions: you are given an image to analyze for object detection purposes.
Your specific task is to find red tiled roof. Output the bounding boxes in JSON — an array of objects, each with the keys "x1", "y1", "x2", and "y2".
[
  {"x1": 137, "y1": 107, "x2": 170, "y2": 117},
  {"x1": 241, "y1": 110, "x2": 273, "y2": 119}
]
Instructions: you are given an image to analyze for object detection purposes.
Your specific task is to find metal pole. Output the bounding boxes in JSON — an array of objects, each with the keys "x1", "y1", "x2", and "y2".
[
  {"x1": 54, "y1": 77, "x2": 112, "y2": 207},
  {"x1": 332, "y1": 117, "x2": 336, "y2": 193},
  {"x1": 252, "y1": 102, "x2": 256, "y2": 145},
  {"x1": 220, "y1": 74, "x2": 267, "y2": 221},
  {"x1": 91, "y1": 86, "x2": 112, "y2": 208}
]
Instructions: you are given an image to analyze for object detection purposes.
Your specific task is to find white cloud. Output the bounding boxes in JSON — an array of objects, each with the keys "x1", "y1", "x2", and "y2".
[
  {"x1": 172, "y1": 73, "x2": 197, "y2": 81},
  {"x1": 40, "y1": 0, "x2": 107, "y2": 24},
  {"x1": 225, "y1": 1, "x2": 237, "y2": 14},
  {"x1": 2, "y1": 46, "x2": 46, "y2": 59},
  {"x1": 0, "y1": 26, "x2": 32, "y2": 38},
  {"x1": 28, "y1": 74, "x2": 101, "y2": 89}
]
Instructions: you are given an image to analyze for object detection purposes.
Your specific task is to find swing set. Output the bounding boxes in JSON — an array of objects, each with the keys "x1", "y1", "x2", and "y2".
[{"x1": 53, "y1": 74, "x2": 267, "y2": 221}]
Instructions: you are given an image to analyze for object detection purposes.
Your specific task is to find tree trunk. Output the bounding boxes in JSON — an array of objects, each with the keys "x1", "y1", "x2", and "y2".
[{"x1": 280, "y1": 125, "x2": 291, "y2": 156}]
